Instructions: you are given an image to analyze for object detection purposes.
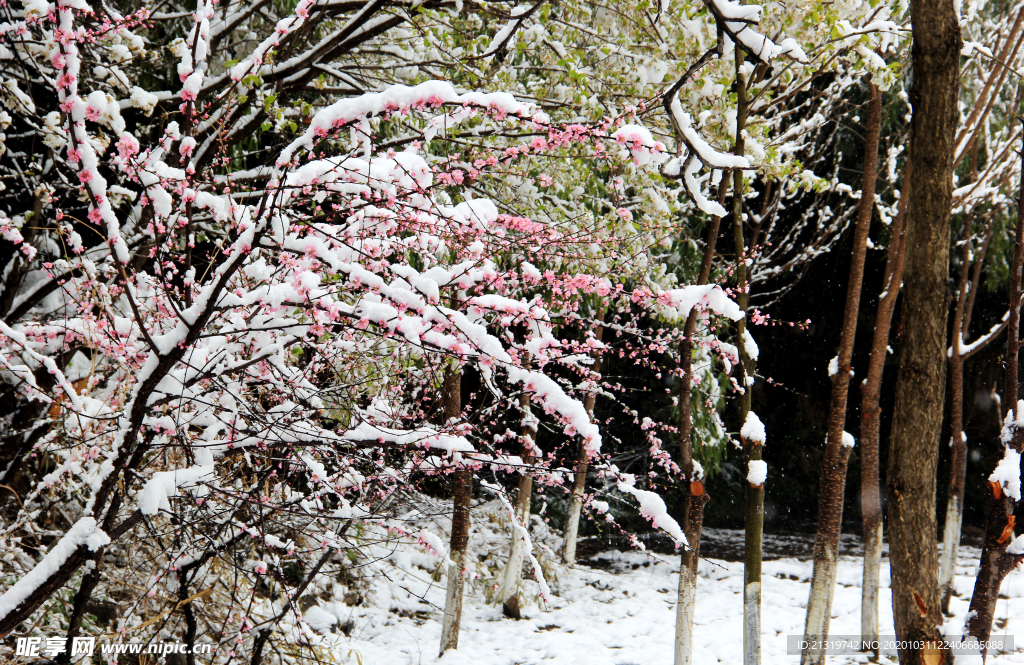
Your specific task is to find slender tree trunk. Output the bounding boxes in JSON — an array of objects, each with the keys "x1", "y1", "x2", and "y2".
[
  {"x1": 743, "y1": 426, "x2": 763, "y2": 665},
  {"x1": 860, "y1": 162, "x2": 911, "y2": 654},
  {"x1": 562, "y1": 309, "x2": 605, "y2": 565},
  {"x1": 729, "y1": 55, "x2": 763, "y2": 665},
  {"x1": 801, "y1": 81, "x2": 882, "y2": 665},
  {"x1": 500, "y1": 392, "x2": 537, "y2": 619},
  {"x1": 886, "y1": 0, "x2": 961, "y2": 658},
  {"x1": 940, "y1": 216, "x2": 998, "y2": 615},
  {"x1": 964, "y1": 148, "x2": 1024, "y2": 659},
  {"x1": 673, "y1": 178, "x2": 729, "y2": 665},
  {"x1": 439, "y1": 369, "x2": 471, "y2": 656},
  {"x1": 962, "y1": 217, "x2": 997, "y2": 337}
]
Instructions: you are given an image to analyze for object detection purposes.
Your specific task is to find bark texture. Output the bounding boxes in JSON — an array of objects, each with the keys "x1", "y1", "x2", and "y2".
[
  {"x1": 860, "y1": 162, "x2": 911, "y2": 651},
  {"x1": 802, "y1": 82, "x2": 881, "y2": 665},
  {"x1": 886, "y1": 0, "x2": 960, "y2": 659},
  {"x1": 440, "y1": 370, "x2": 471, "y2": 656},
  {"x1": 562, "y1": 310, "x2": 605, "y2": 565}
]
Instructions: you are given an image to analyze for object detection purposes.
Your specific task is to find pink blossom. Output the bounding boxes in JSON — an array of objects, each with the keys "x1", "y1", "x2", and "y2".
[{"x1": 116, "y1": 135, "x2": 139, "y2": 160}]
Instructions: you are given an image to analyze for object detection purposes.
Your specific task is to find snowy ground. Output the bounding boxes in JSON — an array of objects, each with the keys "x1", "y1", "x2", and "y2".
[{"x1": 307, "y1": 502, "x2": 1024, "y2": 664}]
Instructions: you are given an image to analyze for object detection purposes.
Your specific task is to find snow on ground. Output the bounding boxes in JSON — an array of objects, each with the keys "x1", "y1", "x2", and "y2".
[{"x1": 310, "y1": 499, "x2": 1024, "y2": 664}]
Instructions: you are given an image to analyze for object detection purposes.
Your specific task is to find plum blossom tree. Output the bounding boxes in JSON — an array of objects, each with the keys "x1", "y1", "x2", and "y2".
[{"x1": 0, "y1": 0, "x2": 758, "y2": 659}]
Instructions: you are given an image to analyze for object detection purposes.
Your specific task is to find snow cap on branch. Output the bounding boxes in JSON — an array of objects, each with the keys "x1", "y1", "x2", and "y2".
[
  {"x1": 278, "y1": 81, "x2": 537, "y2": 165},
  {"x1": 741, "y1": 411, "x2": 766, "y2": 444},
  {"x1": 617, "y1": 475, "x2": 688, "y2": 548},
  {"x1": 0, "y1": 517, "x2": 109, "y2": 623},
  {"x1": 747, "y1": 460, "x2": 767, "y2": 486}
]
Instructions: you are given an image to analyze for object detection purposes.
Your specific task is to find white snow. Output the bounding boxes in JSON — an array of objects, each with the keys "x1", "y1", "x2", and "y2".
[
  {"x1": 669, "y1": 99, "x2": 749, "y2": 170},
  {"x1": 948, "y1": 312, "x2": 1009, "y2": 358},
  {"x1": 660, "y1": 283, "x2": 744, "y2": 322},
  {"x1": 989, "y1": 446, "x2": 1022, "y2": 501},
  {"x1": 741, "y1": 411, "x2": 766, "y2": 444},
  {"x1": 710, "y1": 0, "x2": 762, "y2": 22},
  {"x1": 304, "y1": 605, "x2": 340, "y2": 632},
  {"x1": 1007, "y1": 533, "x2": 1024, "y2": 555},
  {"x1": 413, "y1": 529, "x2": 449, "y2": 560},
  {"x1": 747, "y1": 460, "x2": 768, "y2": 486},
  {"x1": 0, "y1": 517, "x2": 109, "y2": 622},
  {"x1": 617, "y1": 476, "x2": 688, "y2": 547},
  {"x1": 841, "y1": 431, "x2": 856, "y2": 448},
  {"x1": 992, "y1": 402, "x2": 1024, "y2": 501},
  {"x1": 138, "y1": 464, "x2": 215, "y2": 515},
  {"x1": 612, "y1": 124, "x2": 668, "y2": 167},
  {"x1": 279, "y1": 81, "x2": 536, "y2": 165},
  {"x1": 328, "y1": 522, "x2": 1015, "y2": 665},
  {"x1": 742, "y1": 328, "x2": 760, "y2": 361},
  {"x1": 828, "y1": 356, "x2": 839, "y2": 376},
  {"x1": 683, "y1": 155, "x2": 727, "y2": 216},
  {"x1": 485, "y1": 5, "x2": 533, "y2": 55}
]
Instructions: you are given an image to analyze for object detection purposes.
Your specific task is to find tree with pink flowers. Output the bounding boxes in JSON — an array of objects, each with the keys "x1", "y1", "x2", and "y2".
[
  {"x1": 0, "y1": 0, "x2": 932, "y2": 660},
  {"x1": 0, "y1": 0, "x2": 766, "y2": 659}
]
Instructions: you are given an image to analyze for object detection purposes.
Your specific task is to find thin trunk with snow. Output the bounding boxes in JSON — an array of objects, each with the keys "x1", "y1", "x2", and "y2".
[
  {"x1": 673, "y1": 180, "x2": 728, "y2": 665},
  {"x1": 500, "y1": 393, "x2": 538, "y2": 619},
  {"x1": 859, "y1": 163, "x2": 910, "y2": 652},
  {"x1": 742, "y1": 409, "x2": 765, "y2": 665},
  {"x1": 440, "y1": 369, "x2": 471, "y2": 656},
  {"x1": 562, "y1": 309, "x2": 605, "y2": 565},
  {"x1": 730, "y1": 57, "x2": 763, "y2": 665},
  {"x1": 802, "y1": 82, "x2": 880, "y2": 665},
  {"x1": 939, "y1": 201, "x2": 1002, "y2": 616}
]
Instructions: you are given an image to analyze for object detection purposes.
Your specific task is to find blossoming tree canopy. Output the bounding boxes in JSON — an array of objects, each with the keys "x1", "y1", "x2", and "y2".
[{"x1": 0, "y1": 0, "x2": 768, "y2": 653}]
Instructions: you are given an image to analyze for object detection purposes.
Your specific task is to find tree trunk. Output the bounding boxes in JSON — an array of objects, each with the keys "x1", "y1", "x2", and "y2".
[
  {"x1": 860, "y1": 162, "x2": 911, "y2": 654},
  {"x1": 562, "y1": 309, "x2": 605, "y2": 565},
  {"x1": 743, "y1": 432, "x2": 763, "y2": 665},
  {"x1": 940, "y1": 215, "x2": 998, "y2": 614},
  {"x1": 801, "y1": 81, "x2": 881, "y2": 665},
  {"x1": 886, "y1": 0, "x2": 960, "y2": 658},
  {"x1": 963, "y1": 148, "x2": 1024, "y2": 659},
  {"x1": 500, "y1": 392, "x2": 537, "y2": 619},
  {"x1": 439, "y1": 369, "x2": 471, "y2": 656},
  {"x1": 674, "y1": 487, "x2": 709, "y2": 665},
  {"x1": 729, "y1": 55, "x2": 763, "y2": 665},
  {"x1": 673, "y1": 177, "x2": 729, "y2": 665}
]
